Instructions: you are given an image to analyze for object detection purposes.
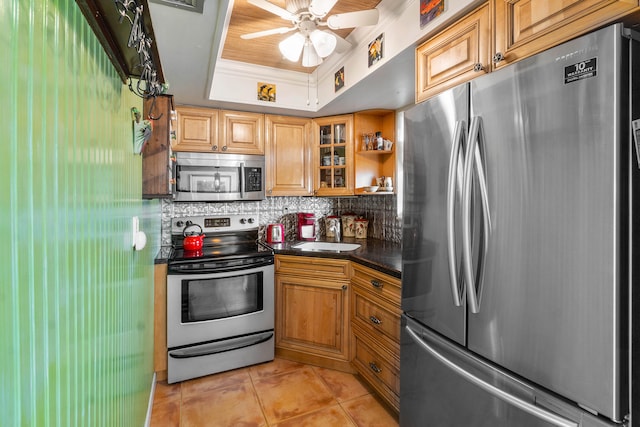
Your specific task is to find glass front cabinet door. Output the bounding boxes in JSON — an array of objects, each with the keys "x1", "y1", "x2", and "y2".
[{"x1": 313, "y1": 114, "x2": 354, "y2": 196}]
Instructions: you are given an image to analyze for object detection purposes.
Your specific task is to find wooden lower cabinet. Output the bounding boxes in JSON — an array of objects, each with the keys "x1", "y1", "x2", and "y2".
[
  {"x1": 153, "y1": 263, "x2": 168, "y2": 381},
  {"x1": 274, "y1": 255, "x2": 353, "y2": 372},
  {"x1": 350, "y1": 263, "x2": 401, "y2": 413}
]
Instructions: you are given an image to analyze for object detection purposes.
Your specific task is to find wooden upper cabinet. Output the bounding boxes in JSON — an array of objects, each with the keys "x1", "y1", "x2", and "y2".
[
  {"x1": 174, "y1": 106, "x2": 218, "y2": 152},
  {"x1": 353, "y1": 110, "x2": 396, "y2": 195},
  {"x1": 493, "y1": 0, "x2": 639, "y2": 69},
  {"x1": 219, "y1": 110, "x2": 265, "y2": 154},
  {"x1": 142, "y1": 94, "x2": 174, "y2": 198},
  {"x1": 416, "y1": 3, "x2": 491, "y2": 103},
  {"x1": 265, "y1": 115, "x2": 312, "y2": 196},
  {"x1": 312, "y1": 114, "x2": 354, "y2": 196}
]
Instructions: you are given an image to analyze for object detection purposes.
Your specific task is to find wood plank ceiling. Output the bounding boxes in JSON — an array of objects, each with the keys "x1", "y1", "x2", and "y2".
[{"x1": 221, "y1": 0, "x2": 382, "y2": 73}]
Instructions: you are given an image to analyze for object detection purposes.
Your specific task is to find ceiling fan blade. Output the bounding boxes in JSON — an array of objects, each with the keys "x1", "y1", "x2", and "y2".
[
  {"x1": 325, "y1": 30, "x2": 352, "y2": 53},
  {"x1": 247, "y1": 0, "x2": 294, "y2": 20},
  {"x1": 327, "y1": 9, "x2": 379, "y2": 30},
  {"x1": 240, "y1": 26, "x2": 296, "y2": 40},
  {"x1": 308, "y1": 0, "x2": 338, "y2": 17}
]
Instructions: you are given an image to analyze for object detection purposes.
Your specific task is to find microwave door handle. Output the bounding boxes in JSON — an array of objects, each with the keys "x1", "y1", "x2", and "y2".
[
  {"x1": 404, "y1": 325, "x2": 578, "y2": 427},
  {"x1": 239, "y1": 162, "x2": 245, "y2": 199}
]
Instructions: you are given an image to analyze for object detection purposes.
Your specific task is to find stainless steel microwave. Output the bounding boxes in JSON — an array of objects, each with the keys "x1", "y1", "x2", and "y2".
[{"x1": 173, "y1": 152, "x2": 265, "y2": 202}]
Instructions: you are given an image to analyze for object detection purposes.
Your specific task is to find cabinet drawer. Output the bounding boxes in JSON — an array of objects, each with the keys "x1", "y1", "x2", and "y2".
[
  {"x1": 351, "y1": 326, "x2": 400, "y2": 411},
  {"x1": 276, "y1": 255, "x2": 350, "y2": 280},
  {"x1": 352, "y1": 284, "x2": 401, "y2": 352},
  {"x1": 351, "y1": 263, "x2": 400, "y2": 306}
]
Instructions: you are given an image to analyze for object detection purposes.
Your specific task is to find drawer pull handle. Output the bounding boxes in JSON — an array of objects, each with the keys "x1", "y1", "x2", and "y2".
[
  {"x1": 371, "y1": 280, "x2": 383, "y2": 289},
  {"x1": 369, "y1": 362, "x2": 382, "y2": 373},
  {"x1": 369, "y1": 315, "x2": 382, "y2": 325}
]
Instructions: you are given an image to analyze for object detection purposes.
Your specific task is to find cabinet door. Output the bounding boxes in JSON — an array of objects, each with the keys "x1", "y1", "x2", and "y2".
[
  {"x1": 142, "y1": 94, "x2": 173, "y2": 198},
  {"x1": 416, "y1": 3, "x2": 490, "y2": 103},
  {"x1": 265, "y1": 115, "x2": 312, "y2": 196},
  {"x1": 174, "y1": 106, "x2": 218, "y2": 152},
  {"x1": 153, "y1": 263, "x2": 168, "y2": 381},
  {"x1": 275, "y1": 274, "x2": 350, "y2": 362},
  {"x1": 493, "y1": 0, "x2": 638, "y2": 69},
  {"x1": 312, "y1": 114, "x2": 354, "y2": 196},
  {"x1": 219, "y1": 110, "x2": 264, "y2": 154}
]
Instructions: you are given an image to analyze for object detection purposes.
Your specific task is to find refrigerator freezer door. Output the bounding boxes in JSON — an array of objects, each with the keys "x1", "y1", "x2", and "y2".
[
  {"x1": 402, "y1": 84, "x2": 469, "y2": 345},
  {"x1": 400, "y1": 315, "x2": 620, "y2": 427},
  {"x1": 468, "y1": 25, "x2": 627, "y2": 420}
]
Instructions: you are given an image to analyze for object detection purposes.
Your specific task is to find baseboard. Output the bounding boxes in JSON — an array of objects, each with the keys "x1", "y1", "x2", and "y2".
[{"x1": 144, "y1": 372, "x2": 157, "y2": 427}]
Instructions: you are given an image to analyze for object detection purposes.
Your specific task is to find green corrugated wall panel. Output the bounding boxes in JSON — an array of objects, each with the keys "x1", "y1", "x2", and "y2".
[{"x1": 1, "y1": 0, "x2": 161, "y2": 425}]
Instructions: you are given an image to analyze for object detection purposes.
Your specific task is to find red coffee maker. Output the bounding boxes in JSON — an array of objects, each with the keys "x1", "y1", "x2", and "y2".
[{"x1": 297, "y1": 213, "x2": 316, "y2": 241}]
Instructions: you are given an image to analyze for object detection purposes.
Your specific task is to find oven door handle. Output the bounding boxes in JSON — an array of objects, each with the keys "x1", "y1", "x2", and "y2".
[
  {"x1": 168, "y1": 256, "x2": 274, "y2": 274},
  {"x1": 168, "y1": 331, "x2": 273, "y2": 359}
]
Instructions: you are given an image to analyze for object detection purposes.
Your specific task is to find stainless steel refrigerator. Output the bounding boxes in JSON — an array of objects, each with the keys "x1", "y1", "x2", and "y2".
[{"x1": 401, "y1": 24, "x2": 639, "y2": 427}]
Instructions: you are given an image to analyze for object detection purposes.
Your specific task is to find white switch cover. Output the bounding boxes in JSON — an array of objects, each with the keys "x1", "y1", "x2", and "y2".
[{"x1": 132, "y1": 216, "x2": 147, "y2": 251}]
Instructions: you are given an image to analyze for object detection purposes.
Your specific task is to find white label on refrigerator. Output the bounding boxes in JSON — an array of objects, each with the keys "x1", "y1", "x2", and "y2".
[{"x1": 564, "y1": 58, "x2": 597, "y2": 84}]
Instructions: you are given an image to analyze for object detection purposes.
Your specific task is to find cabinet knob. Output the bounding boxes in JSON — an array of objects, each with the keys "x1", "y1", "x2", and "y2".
[
  {"x1": 493, "y1": 52, "x2": 505, "y2": 64},
  {"x1": 369, "y1": 315, "x2": 381, "y2": 325},
  {"x1": 473, "y1": 63, "x2": 484, "y2": 72},
  {"x1": 369, "y1": 362, "x2": 382, "y2": 374},
  {"x1": 370, "y1": 280, "x2": 383, "y2": 289},
  {"x1": 222, "y1": 146, "x2": 228, "y2": 151},
  {"x1": 212, "y1": 145, "x2": 218, "y2": 151},
  {"x1": 342, "y1": 284, "x2": 348, "y2": 290}
]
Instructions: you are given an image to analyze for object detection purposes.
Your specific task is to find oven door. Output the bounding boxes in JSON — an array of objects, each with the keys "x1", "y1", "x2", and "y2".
[{"x1": 167, "y1": 263, "x2": 274, "y2": 348}]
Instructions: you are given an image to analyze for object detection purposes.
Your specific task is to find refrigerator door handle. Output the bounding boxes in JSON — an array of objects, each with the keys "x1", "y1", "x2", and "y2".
[
  {"x1": 446, "y1": 120, "x2": 467, "y2": 306},
  {"x1": 404, "y1": 324, "x2": 579, "y2": 427},
  {"x1": 462, "y1": 116, "x2": 491, "y2": 314}
]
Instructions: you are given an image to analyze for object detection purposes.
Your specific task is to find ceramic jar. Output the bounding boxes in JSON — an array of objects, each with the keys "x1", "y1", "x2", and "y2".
[
  {"x1": 355, "y1": 218, "x2": 369, "y2": 239},
  {"x1": 341, "y1": 214, "x2": 357, "y2": 237}
]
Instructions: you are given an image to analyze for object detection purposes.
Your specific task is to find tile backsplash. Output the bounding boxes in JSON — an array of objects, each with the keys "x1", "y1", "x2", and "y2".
[{"x1": 161, "y1": 195, "x2": 401, "y2": 245}]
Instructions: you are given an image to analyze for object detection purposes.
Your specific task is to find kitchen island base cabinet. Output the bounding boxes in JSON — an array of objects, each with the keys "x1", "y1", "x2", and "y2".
[{"x1": 275, "y1": 255, "x2": 353, "y2": 372}]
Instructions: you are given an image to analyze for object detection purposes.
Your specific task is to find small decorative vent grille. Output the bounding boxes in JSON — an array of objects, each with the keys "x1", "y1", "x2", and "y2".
[{"x1": 149, "y1": 0, "x2": 204, "y2": 14}]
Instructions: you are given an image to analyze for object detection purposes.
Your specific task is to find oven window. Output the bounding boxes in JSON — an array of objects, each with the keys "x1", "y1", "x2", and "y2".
[{"x1": 181, "y1": 272, "x2": 263, "y2": 323}]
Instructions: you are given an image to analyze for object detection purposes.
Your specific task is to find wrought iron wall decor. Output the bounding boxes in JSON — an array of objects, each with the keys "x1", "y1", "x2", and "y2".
[
  {"x1": 76, "y1": 0, "x2": 165, "y2": 98},
  {"x1": 115, "y1": 0, "x2": 163, "y2": 97}
]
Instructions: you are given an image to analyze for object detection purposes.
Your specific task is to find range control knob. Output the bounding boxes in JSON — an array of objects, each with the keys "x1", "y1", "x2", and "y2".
[
  {"x1": 248, "y1": 218, "x2": 255, "y2": 224},
  {"x1": 240, "y1": 218, "x2": 247, "y2": 224},
  {"x1": 176, "y1": 220, "x2": 185, "y2": 228}
]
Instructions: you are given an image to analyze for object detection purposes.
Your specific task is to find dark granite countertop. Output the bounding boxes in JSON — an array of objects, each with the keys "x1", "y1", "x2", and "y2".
[
  {"x1": 155, "y1": 245, "x2": 173, "y2": 264},
  {"x1": 155, "y1": 238, "x2": 402, "y2": 279},
  {"x1": 266, "y1": 237, "x2": 402, "y2": 279}
]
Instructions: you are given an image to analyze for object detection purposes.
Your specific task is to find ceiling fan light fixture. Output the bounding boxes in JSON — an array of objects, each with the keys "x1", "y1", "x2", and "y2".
[
  {"x1": 309, "y1": 30, "x2": 336, "y2": 57},
  {"x1": 302, "y1": 41, "x2": 322, "y2": 67},
  {"x1": 279, "y1": 32, "x2": 305, "y2": 62},
  {"x1": 308, "y1": 0, "x2": 338, "y2": 17}
]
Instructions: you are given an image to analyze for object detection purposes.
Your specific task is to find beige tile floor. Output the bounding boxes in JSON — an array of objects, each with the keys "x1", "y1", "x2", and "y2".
[{"x1": 150, "y1": 357, "x2": 399, "y2": 427}]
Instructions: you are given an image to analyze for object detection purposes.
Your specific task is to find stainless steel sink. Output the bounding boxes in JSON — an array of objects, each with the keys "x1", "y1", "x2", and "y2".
[{"x1": 291, "y1": 242, "x2": 361, "y2": 252}]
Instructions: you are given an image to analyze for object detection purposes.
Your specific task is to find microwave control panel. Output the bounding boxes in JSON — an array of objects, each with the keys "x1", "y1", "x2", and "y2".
[{"x1": 245, "y1": 167, "x2": 262, "y2": 192}]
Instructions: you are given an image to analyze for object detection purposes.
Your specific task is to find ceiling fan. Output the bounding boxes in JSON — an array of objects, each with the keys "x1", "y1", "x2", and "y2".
[{"x1": 240, "y1": 0, "x2": 379, "y2": 67}]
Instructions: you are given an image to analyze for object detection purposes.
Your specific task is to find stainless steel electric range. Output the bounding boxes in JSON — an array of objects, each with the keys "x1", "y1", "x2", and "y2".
[{"x1": 166, "y1": 214, "x2": 274, "y2": 384}]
